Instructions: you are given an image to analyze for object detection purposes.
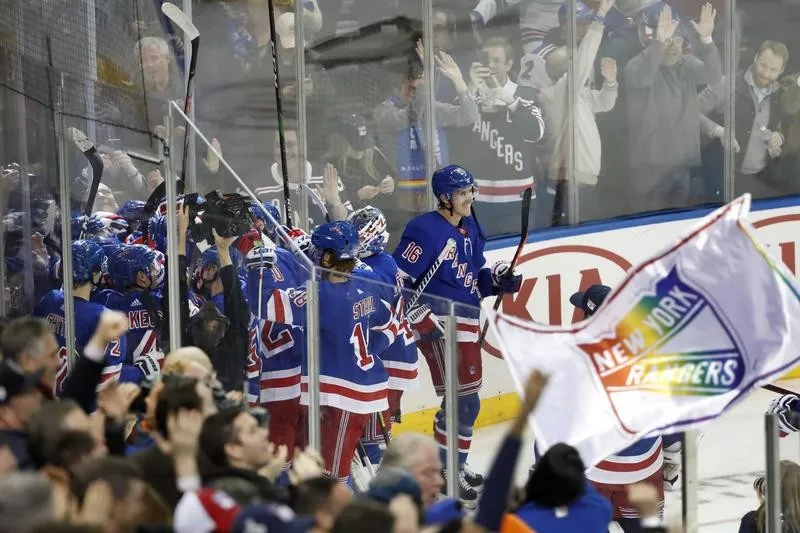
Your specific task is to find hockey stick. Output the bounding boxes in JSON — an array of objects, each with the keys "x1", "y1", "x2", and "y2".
[
  {"x1": 404, "y1": 238, "x2": 457, "y2": 315},
  {"x1": 266, "y1": 0, "x2": 294, "y2": 228},
  {"x1": 70, "y1": 127, "x2": 105, "y2": 238},
  {"x1": 478, "y1": 187, "x2": 533, "y2": 349},
  {"x1": 302, "y1": 183, "x2": 330, "y2": 223},
  {"x1": 377, "y1": 413, "x2": 391, "y2": 446},
  {"x1": 160, "y1": 2, "x2": 200, "y2": 184}
]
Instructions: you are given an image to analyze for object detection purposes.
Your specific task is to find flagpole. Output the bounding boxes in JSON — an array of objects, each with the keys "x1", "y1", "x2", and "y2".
[{"x1": 765, "y1": 414, "x2": 781, "y2": 533}]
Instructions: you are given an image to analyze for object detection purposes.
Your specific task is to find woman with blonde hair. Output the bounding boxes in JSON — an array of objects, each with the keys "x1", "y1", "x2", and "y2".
[
  {"x1": 324, "y1": 113, "x2": 397, "y2": 210},
  {"x1": 739, "y1": 461, "x2": 800, "y2": 533}
]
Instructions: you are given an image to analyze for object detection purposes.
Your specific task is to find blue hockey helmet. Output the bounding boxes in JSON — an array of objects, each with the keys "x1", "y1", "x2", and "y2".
[
  {"x1": 72, "y1": 239, "x2": 107, "y2": 285},
  {"x1": 108, "y1": 244, "x2": 158, "y2": 290},
  {"x1": 347, "y1": 205, "x2": 389, "y2": 258},
  {"x1": 117, "y1": 199, "x2": 146, "y2": 223},
  {"x1": 250, "y1": 201, "x2": 281, "y2": 236},
  {"x1": 148, "y1": 215, "x2": 168, "y2": 253},
  {"x1": 431, "y1": 165, "x2": 475, "y2": 203},
  {"x1": 71, "y1": 214, "x2": 107, "y2": 240},
  {"x1": 310, "y1": 221, "x2": 359, "y2": 263}
]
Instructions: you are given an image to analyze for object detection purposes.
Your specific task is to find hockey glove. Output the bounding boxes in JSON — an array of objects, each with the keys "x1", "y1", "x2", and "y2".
[
  {"x1": 407, "y1": 303, "x2": 445, "y2": 342},
  {"x1": 491, "y1": 260, "x2": 522, "y2": 294},
  {"x1": 768, "y1": 393, "x2": 800, "y2": 437},
  {"x1": 134, "y1": 352, "x2": 162, "y2": 382}
]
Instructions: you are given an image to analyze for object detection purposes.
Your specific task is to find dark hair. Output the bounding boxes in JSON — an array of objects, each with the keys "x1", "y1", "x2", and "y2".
[
  {"x1": 70, "y1": 457, "x2": 145, "y2": 506},
  {"x1": 45, "y1": 430, "x2": 96, "y2": 472},
  {"x1": 200, "y1": 406, "x2": 245, "y2": 468},
  {"x1": 292, "y1": 476, "x2": 340, "y2": 515},
  {"x1": 332, "y1": 499, "x2": 395, "y2": 533},
  {"x1": 0, "y1": 317, "x2": 52, "y2": 364},
  {"x1": 154, "y1": 375, "x2": 203, "y2": 438},
  {"x1": 26, "y1": 399, "x2": 83, "y2": 468},
  {"x1": 524, "y1": 443, "x2": 586, "y2": 508}
]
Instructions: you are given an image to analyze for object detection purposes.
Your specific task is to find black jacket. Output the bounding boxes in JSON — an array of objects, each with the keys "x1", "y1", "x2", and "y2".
[{"x1": 186, "y1": 264, "x2": 250, "y2": 392}]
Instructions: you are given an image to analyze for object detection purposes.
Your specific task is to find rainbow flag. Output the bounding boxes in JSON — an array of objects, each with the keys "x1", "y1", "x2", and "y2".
[{"x1": 486, "y1": 195, "x2": 800, "y2": 467}]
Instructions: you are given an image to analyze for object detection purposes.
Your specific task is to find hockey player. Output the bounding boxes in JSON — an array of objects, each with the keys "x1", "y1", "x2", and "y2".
[
  {"x1": 569, "y1": 284, "x2": 665, "y2": 530},
  {"x1": 263, "y1": 221, "x2": 401, "y2": 482},
  {"x1": 392, "y1": 164, "x2": 522, "y2": 505},
  {"x1": 348, "y1": 206, "x2": 419, "y2": 464},
  {"x1": 244, "y1": 234, "x2": 306, "y2": 477},
  {"x1": 33, "y1": 240, "x2": 128, "y2": 396},
  {"x1": 93, "y1": 244, "x2": 164, "y2": 384}
]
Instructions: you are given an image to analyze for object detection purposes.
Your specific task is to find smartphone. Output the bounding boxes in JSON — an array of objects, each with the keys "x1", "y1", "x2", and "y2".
[{"x1": 477, "y1": 50, "x2": 490, "y2": 67}]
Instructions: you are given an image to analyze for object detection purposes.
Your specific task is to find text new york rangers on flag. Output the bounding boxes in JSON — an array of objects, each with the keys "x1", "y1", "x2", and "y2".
[{"x1": 486, "y1": 195, "x2": 800, "y2": 468}]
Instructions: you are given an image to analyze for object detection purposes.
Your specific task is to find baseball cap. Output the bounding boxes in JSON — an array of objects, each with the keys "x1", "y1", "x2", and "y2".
[
  {"x1": 0, "y1": 360, "x2": 43, "y2": 406},
  {"x1": 569, "y1": 284, "x2": 611, "y2": 317},
  {"x1": 232, "y1": 503, "x2": 314, "y2": 533},
  {"x1": 340, "y1": 113, "x2": 375, "y2": 151}
]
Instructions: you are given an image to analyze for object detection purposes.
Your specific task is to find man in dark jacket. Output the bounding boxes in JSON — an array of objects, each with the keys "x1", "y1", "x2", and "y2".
[
  {"x1": 200, "y1": 406, "x2": 287, "y2": 503},
  {"x1": 187, "y1": 231, "x2": 250, "y2": 393},
  {"x1": 625, "y1": 3, "x2": 721, "y2": 212},
  {"x1": 0, "y1": 361, "x2": 44, "y2": 470},
  {"x1": 699, "y1": 40, "x2": 789, "y2": 199}
]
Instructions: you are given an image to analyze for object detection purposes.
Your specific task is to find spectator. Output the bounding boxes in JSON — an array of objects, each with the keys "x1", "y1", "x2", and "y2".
[
  {"x1": 699, "y1": 40, "x2": 790, "y2": 199},
  {"x1": 374, "y1": 41, "x2": 479, "y2": 216},
  {"x1": 253, "y1": 127, "x2": 353, "y2": 227},
  {"x1": 292, "y1": 476, "x2": 353, "y2": 532},
  {"x1": 187, "y1": 232, "x2": 250, "y2": 392},
  {"x1": 0, "y1": 472, "x2": 56, "y2": 533},
  {"x1": 515, "y1": 443, "x2": 612, "y2": 533},
  {"x1": 0, "y1": 360, "x2": 44, "y2": 470},
  {"x1": 199, "y1": 406, "x2": 287, "y2": 503},
  {"x1": 776, "y1": 72, "x2": 800, "y2": 193},
  {"x1": 739, "y1": 461, "x2": 800, "y2": 533},
  {"x1": 332, "y1": 499, "x2": 396, "y2": 533},
  {"x1": 323, "y1": 113, "x2": 396, "y2": 217},
  {"x1": 1, "y1": 316, "x2": 60, "y2": 395},
  {"x1": 26, "y1": 399, "x2": 106, "y2": 468},
  {"x1": 129, "y1": 375, "x2": 213, "y2": 510},
  {"x1": 450, "y1": 36, "x2": 543, "y2": 235},
  {"x1": 539, "y1": 0, "x2": 618, "y2": 221},
  {"x1": 381, "y1": 433, "x2": 444, "y2": 507},
  {"x1": 71, "y1": 457, "x2": 171, "y2": 532},
  {"x1": 625, "y1": 3, "x2": 721, "y2": 212},
  {"x1": 519, "y1": 1, "x2": 598, "y2": 91}
]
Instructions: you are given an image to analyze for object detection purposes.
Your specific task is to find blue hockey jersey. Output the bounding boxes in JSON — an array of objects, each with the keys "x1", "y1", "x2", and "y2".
[
  {"x1": 265, "y1": 271, "x2": 401, "y2": 414},
  {"x1": 362, "y1": 252, "x2": 418, "y2": 391},
  {"x1": 33, "y1": 290, "x2": 128, "y2": 395},
  {"x1": 393, "y1": 211, "x2": 492, "y2": 343},
  {"x1": 92, "y1": 288, "x2": 164, "y2": 383},
  {"x1": 246, "y1": 248, "x2": 306, "y2": 406}
]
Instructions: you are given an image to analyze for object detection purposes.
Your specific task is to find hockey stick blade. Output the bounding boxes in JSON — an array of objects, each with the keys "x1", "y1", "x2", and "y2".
[
  {"x1": 479, "y1": 187, "x2": 533, "y2": 350},
  {"x1": 70, "y1": 127, "x2": 105, "y2": 233},
  {"x1": 404, "y1": 238, "x2": 457, "y2": 314},
  {"x1": 70, "y1": 127, "x2": 95, "y2": 154},
  {"x1": 301, "y1": 183, "x2": 330, "y2": 223},
  {"x1": 160, "y1": 3, "x2": 199, "y2": 40}
]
